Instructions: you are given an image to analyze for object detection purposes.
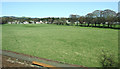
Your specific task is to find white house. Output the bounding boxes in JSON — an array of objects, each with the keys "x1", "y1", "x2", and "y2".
[
  {"x1": 12, "y1": 22, "x2": 16, "y2": 24},
  {"x1": 74, "y1": 21, "x2": 79, "y2": 24},
  {"x1": 105, "y1": 22, "x2": 108, "y2": 24},
  {"x1": 30, "y1": 21, "x2": 35, "y2": 24},
  {"x1": 20, "y1": 22, "x2": 23, "y2": 24},
  {"x1": 83, "y1": 22, "x2": 86, "y2": 24},
  {"x1": 36, "y1": 22, "x2": 40, "y2": 24},
  {"x1": 8, "y1": 22, "x2": 12, "y2": 24},
  {"x1": 66, "y1": 20, "x2": 70, "y2": 24},
  {"x1": 40, "y1": 20, "x2": 42, "y2": 23},
  {"x1": 23, "y1": 21, "x2": 29, "y2": 24},
  {"x1": 16, "y1": 21, "x2": 20, "y2": 24},
  {"x1": 36, "y1": 20, "x2": 43, "y2": 24},
  {"x1": 45, "y1": 21, "x2": 48, "y2": 24}
]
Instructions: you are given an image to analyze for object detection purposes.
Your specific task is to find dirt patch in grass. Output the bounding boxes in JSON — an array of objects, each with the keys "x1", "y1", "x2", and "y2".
[{"x1": 2, "y1": 55, "x2": 33, "y2": 67}]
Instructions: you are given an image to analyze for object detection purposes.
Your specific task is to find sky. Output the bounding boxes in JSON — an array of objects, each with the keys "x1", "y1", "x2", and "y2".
[
  {"x1": 118, "y1": 1, "x2": 120, "y2": 12},
  {"x1": 1, "y1": 0, "x2": 120, "y2": 2},
  {"x1": 2, "y1": 2, "x2": 119, "y2": 18}
]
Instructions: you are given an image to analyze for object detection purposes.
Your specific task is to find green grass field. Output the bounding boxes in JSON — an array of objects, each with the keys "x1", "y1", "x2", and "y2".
[{"x1": 2, "y1": 24, "x2": 118, "y2": 67}]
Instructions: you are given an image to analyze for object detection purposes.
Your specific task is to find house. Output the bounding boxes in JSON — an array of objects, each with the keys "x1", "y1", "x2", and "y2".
[
  {"x1": 105, "y1": 22, "x2": 108, "y2": 24},
  {"x1": 40, "y1": 20, "x2": 43, "y2": 24},
  {"x1": 36, "y1": 22, "x2": 40, "y2": 24},
  {"x1": 29, "y1": 21, "x2": 35, "y2": 24},
  {"x1": 16, "y1": 21, "x2": 20, "y2": 24},
  {"x1": 66, "y1": 20, "x2": 70, "y2": 24},
  {"x1": 36, "y1": 20, "x2": 43, "y2": 24},
  {"x1": 20, "y1": 22, "x2": 23, "y2": 24},
  {"x1": 74, "y1": 21, "x2": 79, "y2": 24},
  {"x1": 23, "y1": 21, "x2": 29, "y2": 24},
  {"x1": 8, "y1": 22, "x2": 12, "y2": 24},
  {"x1": 45, "y1": 21, "x2": 48, "y2": 24},
  {"x1": 12, "y1": 22, "x2": 16, "y2": 24}
]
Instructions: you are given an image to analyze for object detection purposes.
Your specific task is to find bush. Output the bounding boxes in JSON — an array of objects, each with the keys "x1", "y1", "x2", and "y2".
[{"x1": 99, "y1": 50, "x2": 118, "y2": 69}]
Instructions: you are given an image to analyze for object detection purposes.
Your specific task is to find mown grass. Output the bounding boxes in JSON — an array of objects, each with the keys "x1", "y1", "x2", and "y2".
[{"x1": 2, "y1": 24, "x2": 118, "y2": 67}]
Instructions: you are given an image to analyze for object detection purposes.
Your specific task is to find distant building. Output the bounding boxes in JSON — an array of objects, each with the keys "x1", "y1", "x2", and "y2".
[
  {"x1": 23, "y1": 21, "x2": 29, "y2": 24},
  {"x1": 66, "y1": 20, "x2": 70, "y2": 24},
  {"x1": 16, "y1": 21, "x2": 20, "y2": 24},
  {"x1": 74, "y1": 21, "x2": 79, "y2": 24},
  {"x1": 8, "y1": 22, "x2": 12, "y2": 24},
  {"x1": 29, "y1": 21, "x2": 35, "y2": 24},
  {"x1": 36, "y1": 22, "x2": 40, "y2": 24},
  {"x1": 20, "y1": 22, "x2": 23, "y2": 24},
  {"x1": 12, "y1": 22, "x2": 16, "y2": 24},
  {"x1": 36, "y1": 21, "x2": 43, "y2": 24},
  {"x1": 45, "y1": 21, "x2": 48, "y2": 24},
  {"x1": 40, "y1": 20, "x2": 43, "y2": 23}
]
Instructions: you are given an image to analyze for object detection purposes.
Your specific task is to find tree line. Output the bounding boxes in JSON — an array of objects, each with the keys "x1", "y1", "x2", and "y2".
[{"x1": 1, "y1": 9, "x2": 120, "y2": 29}]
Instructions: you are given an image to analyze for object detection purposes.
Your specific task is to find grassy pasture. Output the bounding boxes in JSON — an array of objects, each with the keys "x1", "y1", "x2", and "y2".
[{"x1": 2, "y1": 24, "x2": 118, "y2": 67}]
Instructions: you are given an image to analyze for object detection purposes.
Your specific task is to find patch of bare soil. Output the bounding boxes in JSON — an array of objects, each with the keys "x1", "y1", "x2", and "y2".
[{"x1": 1, "y1": 55, "x2": 42, "y2": 69}]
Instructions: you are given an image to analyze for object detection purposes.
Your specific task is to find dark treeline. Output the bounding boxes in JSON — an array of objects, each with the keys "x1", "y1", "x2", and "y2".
[{"x1": 1, "y1": 9, "x2": 120, "y2": 29}]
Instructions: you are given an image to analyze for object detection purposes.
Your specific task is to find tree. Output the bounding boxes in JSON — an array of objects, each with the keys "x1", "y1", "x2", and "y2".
[
  {"x1": 2, "y1": 17, "x2": 14, "y2": 24},
  {"x1": 85, "y1": 17, "x2": 93, "y2": 27},
  {"x1": 69, "y1": 14, "x2": 80, "y2": 26},
  {"x1": 117, "y1": 13, "x2": 120, "y2": 28},
  {"x1": 85, "y1": 13, "x2": 94, "y2": 27},
  {"x1": 92, "y1": 10, "x2": 103, "y2": 17},
  {"x1": 105, "y1": 16, "x2": 112, "y2": 28},
  {"x1": 103, "y1": 9, "x2": 117, "y2": 18},
  {"x1": 78, "y1": 16, "x2": 84, "y2": 26},
  {"x1": 97, "y1": 17, "x2": 104, "y2": 27},
  {"x1": 101, "y1": 17, "x2": 106, "y2": 28},
  {"x1": 92, "y1": 18, "x2": 97, "y2": 27},
  {"x1": 61, "y1": 18, "x2": 67, "y2": 25}
]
